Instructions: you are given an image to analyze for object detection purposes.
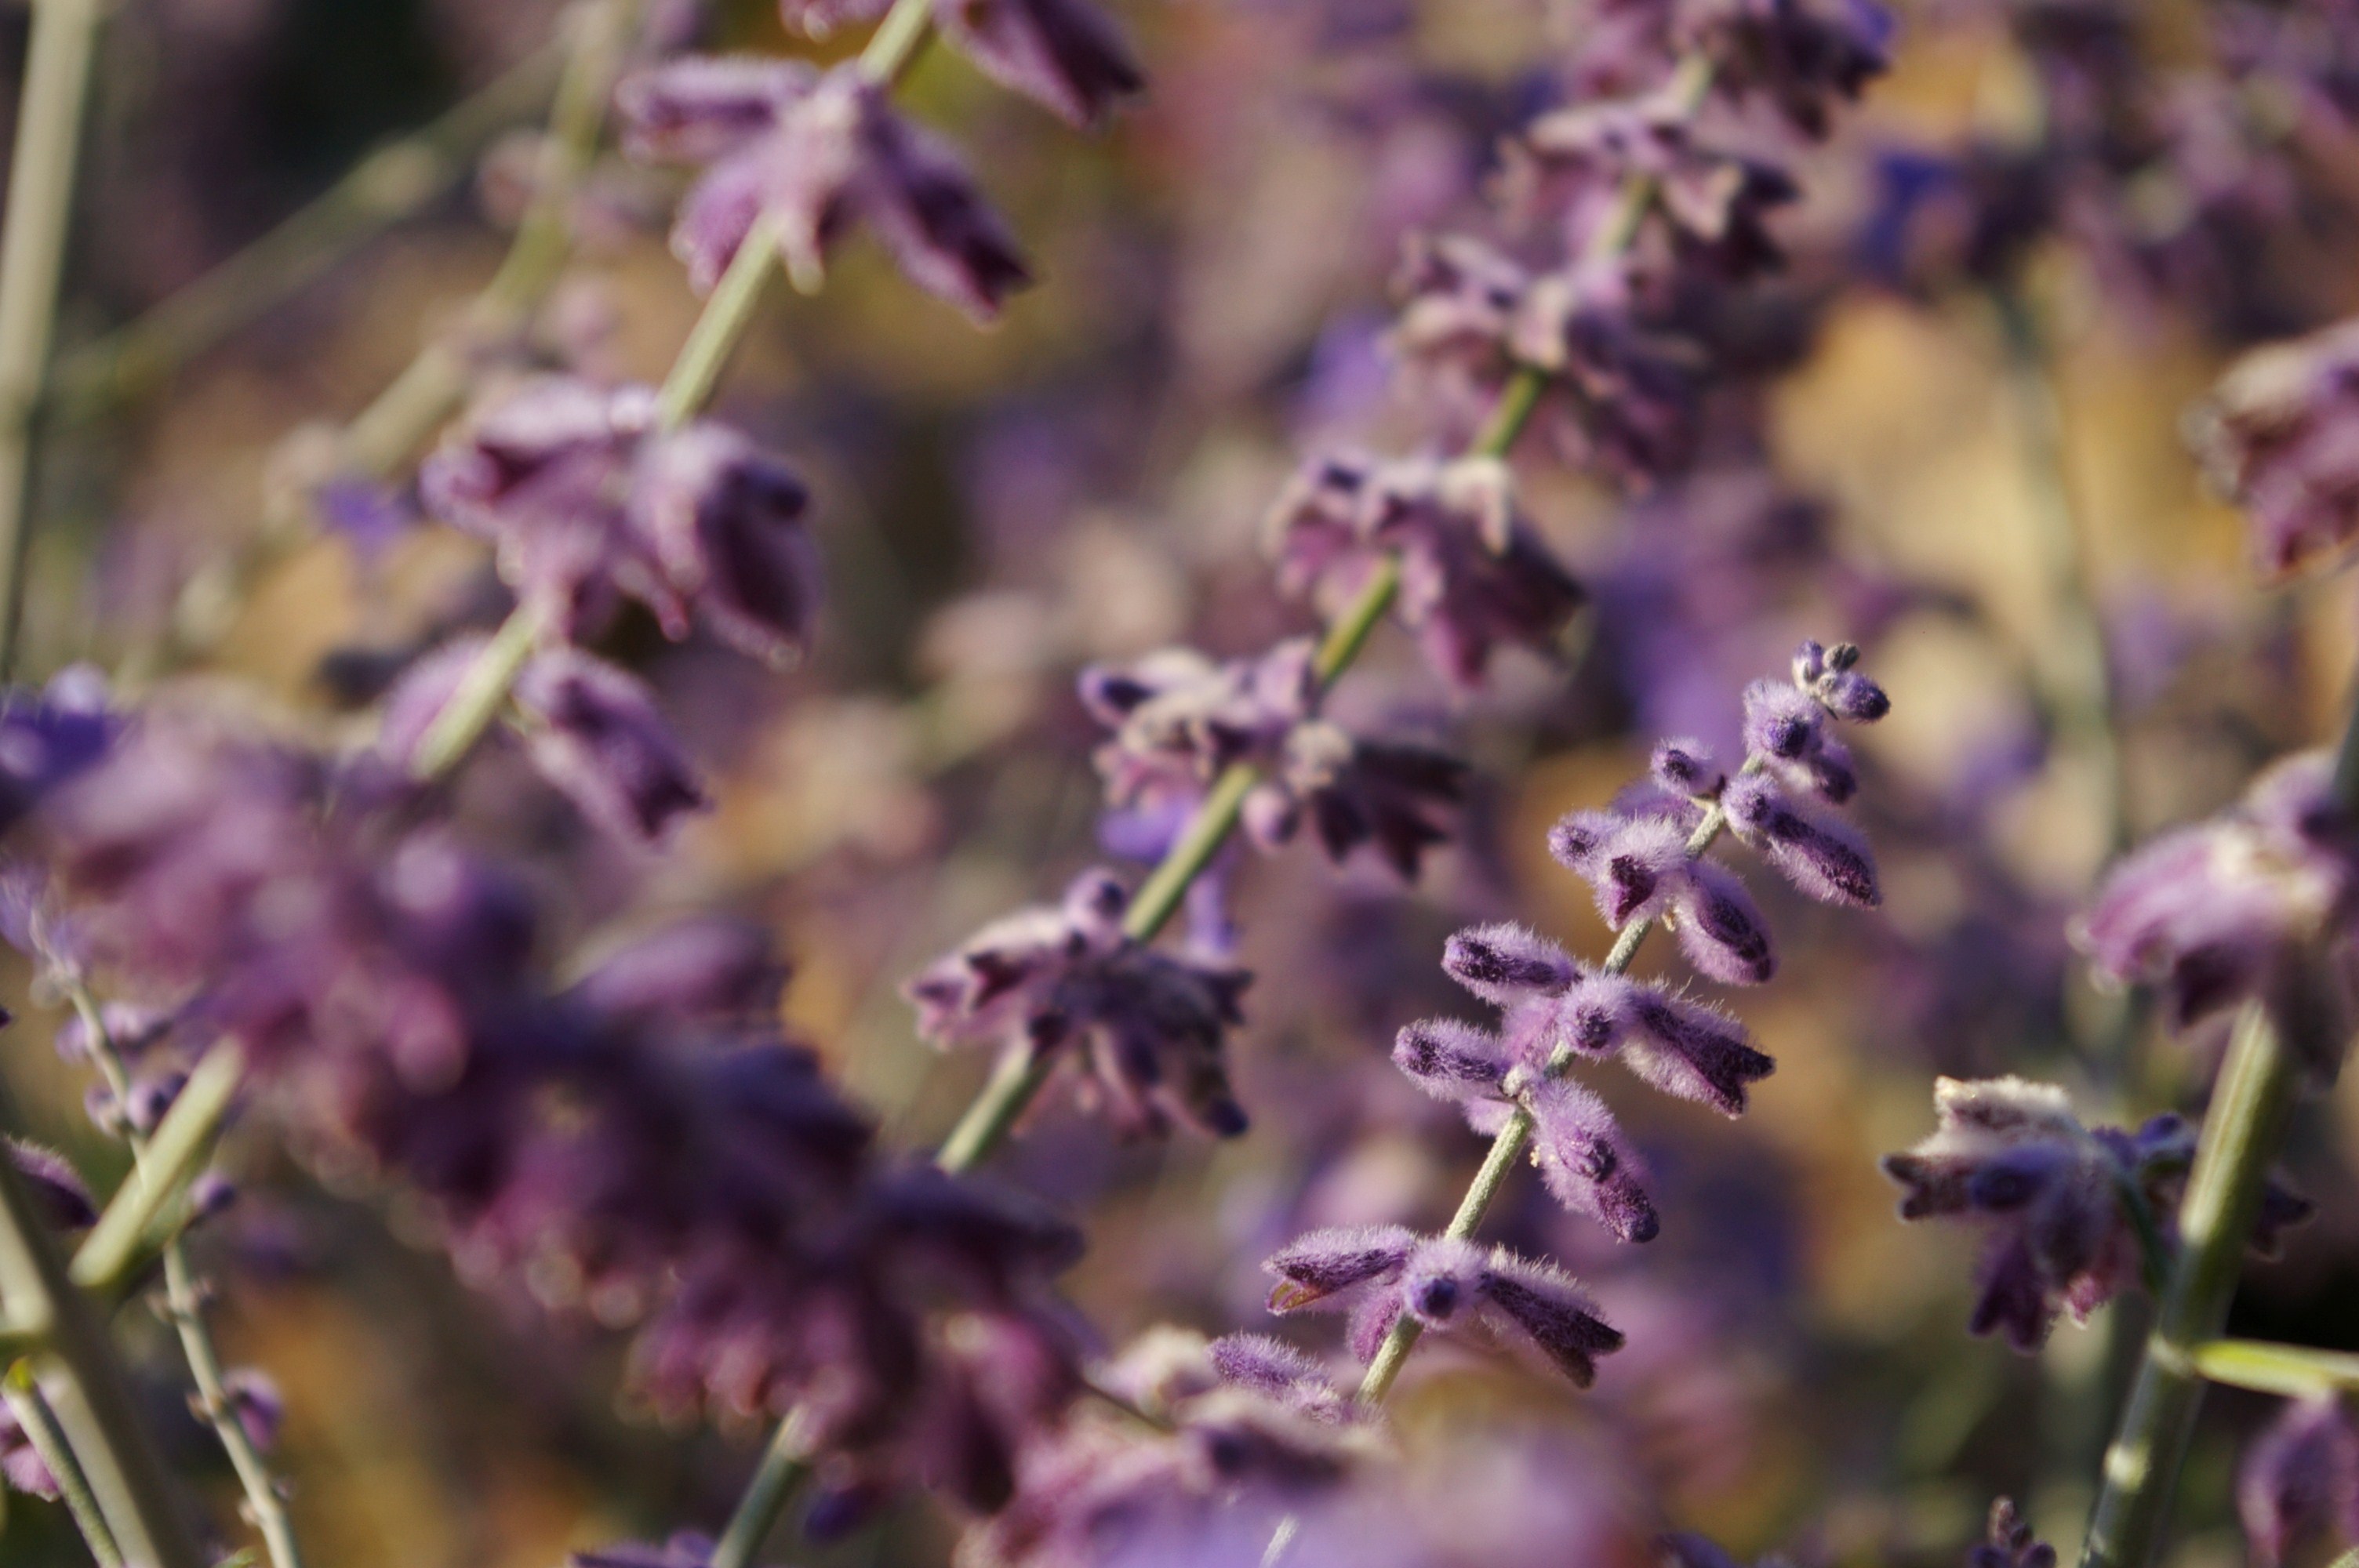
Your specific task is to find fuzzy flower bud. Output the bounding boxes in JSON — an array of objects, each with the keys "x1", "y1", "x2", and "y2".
[{"x1": 1263, "y1": 1227, "x2": 1623, "y2": 1388}]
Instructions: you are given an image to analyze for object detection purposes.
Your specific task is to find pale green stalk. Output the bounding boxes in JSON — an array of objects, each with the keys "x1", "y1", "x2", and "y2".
[
  {"x1": 67, "y1": 994, "x2": 301, "y2": 1568},
  {"x1": 0, "y1": 0, "x2": 106, "y2": 679},
  {"x1": 5, "y1": 1365, "x2": 121, "y2": 1568}
]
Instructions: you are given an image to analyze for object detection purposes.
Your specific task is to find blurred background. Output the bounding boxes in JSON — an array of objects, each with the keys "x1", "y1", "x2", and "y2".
[{"x1": 0, "y1": 0, "x2": 2356, "y2": 1564}]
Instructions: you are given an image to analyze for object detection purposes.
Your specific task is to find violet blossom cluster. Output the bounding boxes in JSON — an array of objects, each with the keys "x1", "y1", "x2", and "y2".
[
  {"x1": 1882, "y1": 1076, "x2": 2310, "y2": 1349},
  {"x1": 2, "y1": 710, "x2": 1088, "y2": 1534},
  {"x1": 1245, "y1": 640, "x2": 1888, "y2": 1390}
]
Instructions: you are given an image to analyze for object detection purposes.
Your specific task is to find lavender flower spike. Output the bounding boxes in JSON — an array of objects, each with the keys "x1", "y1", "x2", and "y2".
[
  {"x1": 2238, "y1": 1396, "x2": 2359, "y2": 1566},
  {"x1": 778, "y1": 0, "x2": 1145, "y2": 128}
]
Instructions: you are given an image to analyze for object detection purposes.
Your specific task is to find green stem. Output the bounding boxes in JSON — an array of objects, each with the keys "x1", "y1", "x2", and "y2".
[
  {"x1": 937, "y1": 1046, "x2": 1060, "y2": 1178},
  {"x1": 64, "y1": 996, "x2": 302, "y2": 1568},
  {"x1": 49, "y1": 40, "x2": 567, "y2": 422},
  {"x1": 707, "y1": 1409, "x2": 815, "y2": 1568},
  {"x1": 0, "y1": 0, "x2": 105, "y2": 681},
  {"x1": 652, "y1": 213, "x2": 784, "y2": 431},
  {"x1": 4, "y1": 1366, "x2": 121, "y2": 1568},
  {"x1": 0, "y1": 1089, "x2": 206, "y2": 1568},
  {"x1": 2186, "y1": 1339, "x2": 2359, "y2": 1400},
  {"x1": 859, "y1": 0, "x2": 939, "y2": 85},
  {"x1": 409, "y1": 601, "x2": 545, "y2": 784},
  {"x1": 2077, "y1": 1003, "x2": 2303, "y2": 1568}
]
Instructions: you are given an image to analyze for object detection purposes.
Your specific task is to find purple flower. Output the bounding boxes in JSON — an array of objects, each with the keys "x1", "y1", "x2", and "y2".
[
  {"x1": 511, "y1": 649, "x2": 709, "y2": 843},
  {"x1": 2240, "y1": 1397, "x2": 2359, "y2": 1567},
  {"x1": 1545, "y1": 810, "x2": 1779, "y2": 984},
  {"x1": 1651, "y1": 738, "x2": 1726, "y2": 798},
  {"x1": 220, "y1": 1368, "x2": 285, "y2": 1454},
  {"x1": 1677, "y1": 0, "x2": 1893, "y2": 139},
  {"x1": 0, "y1": 671, "x2": 113, "y2": 836},
  {"x1": 777, "y1": 0, "x2": 1143, "y2": 128},
  {"x1": 7, "y1": 1140, "x2": 95, "y2": 1230},
  {"x1": 2077, "y1": 751, "x2": 2359, "y2": 1063},
  {"x1": 417, "y1": 377, "x2": 816, "y2": 656},
  {"x1": 1722, "y1": 773, "x2": 1881, "y2": 906},
  {"x1": 1205, "y1": 1334, "x2": 1354, "y2": 1425},
  {"x1": 1264, "y1": 453, "x2": 1584, "y2": 691},
  {"x1": 1081, "y1": 641, "x2": 1466, "y2": 878},
  {"x1": 1263, "y1": 1226, "x2": 1624, "y2": 1388},
  {"x1": 904, "y1": 871, "x2": 1252, "y2": 1138},
  {"x1": 1508, "y1": 97, "x2": 1799, "y2": 276},
  {"x1": 1882, "y1": 1077, "x2": 2306, "y2": 1349},
  {"x1": 616, "y1": 59, "x2": 1030, "y2": 319},
  {"x1": 2187, "y1": 319, "x2": 2359, "y2": 579},
  {"x1": 1968, "y1": 1498, "x2": 2056, "y2": 1568}
]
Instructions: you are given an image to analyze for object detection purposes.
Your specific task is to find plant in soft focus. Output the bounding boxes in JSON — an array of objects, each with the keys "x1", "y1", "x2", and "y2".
[{"x1": 9, "y1": 0, "x2": 2359, "y2": 1566}]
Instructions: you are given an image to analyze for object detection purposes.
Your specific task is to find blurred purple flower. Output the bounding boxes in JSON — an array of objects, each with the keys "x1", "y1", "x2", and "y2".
[
  {"x1": 904, "y1": 870, "x2": 1252, "y2": 1138},
  {"x1": 616, "y1": 59, "x2": 1030, "y2": 318},
  {"x1": 2187, "y1": 318, "x2": 2359, "y2": 579},
  {"x1": 418, "y1": 377, "x2": 815, "y2": 660},
  {"x1": 1080, "y1": 640, "x2": 1466, "y2": 878},
  {"x1": 1263, "y1": 453, "x2": 1584, "y2": 690},
  {"x1": 1263, "y1": 1226, "x2": 1624, "y2": 1387},
  {"x1": 513, "y1": 649, "x2": 711, "y2": 843},
  {"x1": 1968, "y1": 1498, "x2": 2057, "y2": 1568},
  {"x1": 2077, "y1": 751, "x2": 2359, "y2": 1068},
  {"x1": 7, "y1": 1141, "x2": 96, "y2": 1231},
  {"x1": 2240, "y1": 1396, "x2": 2359, "y2": 1567},
  {"x1": 776, "y1": 0, "x2": 1143, "y2": 128}
]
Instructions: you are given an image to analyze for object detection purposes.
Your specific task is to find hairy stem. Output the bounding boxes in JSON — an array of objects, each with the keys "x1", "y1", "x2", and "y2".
[
  {"x1": 67, "y1": 994, "x2": 302, "y2": 1568},
  {"x1": 0, "y1": 0, "x2": 105, "y2": 680}
]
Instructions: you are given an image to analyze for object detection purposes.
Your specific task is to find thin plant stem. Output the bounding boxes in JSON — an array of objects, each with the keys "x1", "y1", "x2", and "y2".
[
  {"x1": 121, "y1": 0, "x2": 648, "y2": 684},
  {"x1": 0, "y1": 0, "x2": 107, "y2": 681},
  {"x1": 67, "y1": 993, "x2": 302, "y2": 1568},
  {"x1": 49, "y1": 40, "x2": 568, "y2": 421},
  {"x1": 2076, "y1": 1002, "x2": 2302, "y2": 1568},
  {"x1": 5, "y1": 1367, "x2": 122, "y2": 1568},
  {"x1": 707, "y1": 1409, "x2": 816, "y2": 1568},
  {"x1": 409, "y1": 600, "x2": 545, "y2": 784},
  {"x1": 0, "y1": 1087, "x2": 207, "y2": 1568}
]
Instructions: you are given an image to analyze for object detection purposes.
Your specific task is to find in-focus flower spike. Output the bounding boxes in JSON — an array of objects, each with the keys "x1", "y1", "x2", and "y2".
[
  {"x1": 2238, "y1": 1396, "x2": 2359, "y2": 1567},
  {"x1": 2077, "y1": 750, "x2": 2359, "y2": 1072},
  {"x1": 1881, "y1": 1077, "x2": 2312, "y2": 1350},
  {"x1": 1550, "y1": 972, "x2": 1774, "y2": 1117},
  {"x1": 1741, "y1": 677, "x2": 1856, "y2": 803},
  {"x1": 616, "y1": 60, "x2": 1030, "y2": 318},
  {"x1": 1263, "y1": 452, "x2": 1585, "y2": 691},
  {"x1": 1436, "y1": 924, "x2": 1578, "y2": 1007},
  {"x1": 1079, "y1": 640, "x2": 1467, "y2": 879},
  {"x1": 777, "y1": 0, "x2": 1145, "y2": 128},
  {"x1": 416, "y1": 376, "x2": 816, "y2": 658},
  {"x1": 2186, "y1": 318, "x2": 2359, "y2": 579},
  {"x1": 1969, "y1": 1498, "x2": 2058, "y2": 1568},
  {"x1": 1262, "y1": 1228, "x2": 1623, "y2": 1388},
  {"x1": 1546, "y1": 808, "x2": 1778, "y2": 984},
  {"x1": 905, "y1": 870, "x2": 1252, "y2": 1139},
  {"x1": 1792, "y1": 639, "x2": 1890, "y2": 721},
  {"x1": 1722, "y1": 773, "x2": 1880, "y2": 906}
]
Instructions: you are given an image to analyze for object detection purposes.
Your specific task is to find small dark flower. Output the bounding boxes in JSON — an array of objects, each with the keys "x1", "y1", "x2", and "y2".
[
  {"x1": 1265, "y1": 453, "x2": 1584, "y2": 691},
  {"x1": 2186, "y1": 314, "x2": 2359, "y2": 578},
  {"x1": 513, "y1": 650, "x2": 710, "y2": 843},
  {"x1": 1968, "y1": 1498, "x2": 2056, "y2": 1568},
  {"x1": 905, "y1": 872, "x2": 1252, "y2": 1139},
  {"x1": 1545, "y1": 810, "x2": 1779, "y2": 984},
  {"x1": 218, "y1": 1368, "x2": 285, "y2": 1454},
  {"x1": 2239, "y1": 1397, "x2": 2359, "y2": 1567},
  {"x1": 617, "y1": 59, "x2": 1030, "y2": 319},
  {"x1": 1652, "y1": 738, "x2": 1726, "y2": 798},
  {"x1": 1263, "y1": 1227, "x2": 1623, "y2": 1388},
  {"x1": 627, "y1": 422, "x2": 817, "y2": 668}
]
